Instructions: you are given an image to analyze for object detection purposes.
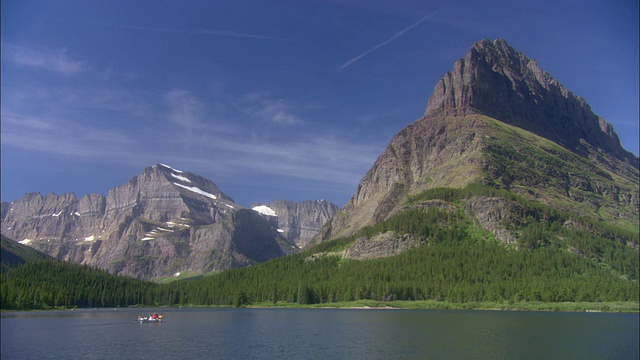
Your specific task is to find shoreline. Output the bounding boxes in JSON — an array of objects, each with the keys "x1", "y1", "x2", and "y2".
[
  {"x1": 246, "y1": 300, "x2": 639, "y2": 313},
  {"x1": 2, "y1": 300, "x2": 638, "y2": 313}
]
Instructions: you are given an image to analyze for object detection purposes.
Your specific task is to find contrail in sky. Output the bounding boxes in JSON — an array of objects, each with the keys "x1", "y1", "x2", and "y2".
[{"x1": 340, "y1": 13, "x2": 435, "y2": 70}]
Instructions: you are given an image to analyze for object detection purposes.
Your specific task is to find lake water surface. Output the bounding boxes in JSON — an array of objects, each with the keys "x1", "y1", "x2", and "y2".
[{"x1": 2, "y1": 308, "x2": 638, "y2": 359}]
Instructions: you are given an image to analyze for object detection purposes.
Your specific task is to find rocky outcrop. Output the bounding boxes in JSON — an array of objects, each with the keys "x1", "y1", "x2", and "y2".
[
  {"x1": 1, "y1": 164, "x2": 298, "y2": 280},
  {"x1": 463, "y1": 197, "x2": 520, "y2": 244},
  {"x1": 343, "y1": 231, "x2": 420, "y2": 260},
  {"x1": 252, "y1": 200, "x2": 339, "y2": 248}
]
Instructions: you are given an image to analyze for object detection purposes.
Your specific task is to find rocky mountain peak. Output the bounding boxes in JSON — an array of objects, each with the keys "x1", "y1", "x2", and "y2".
[
  {"x1": 314, "y1": 39, "x2": 638, "y2": 244},
  {"x1": 425, "y1": 38, "x2": 636, "y2": 166},
  {"x1": 101, "y1": 163, "x2": 238, "y2": 228}
]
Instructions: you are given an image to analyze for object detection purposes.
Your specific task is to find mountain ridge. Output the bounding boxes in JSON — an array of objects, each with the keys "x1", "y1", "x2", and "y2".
[{"x1": 1, "y1": 164, "x2": 337, "y2": 280}]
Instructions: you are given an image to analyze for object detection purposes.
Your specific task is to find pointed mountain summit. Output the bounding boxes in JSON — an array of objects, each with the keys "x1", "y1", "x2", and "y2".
[
  {"x1": 426, "y1": 39, "x2": 635, "y2": 166},
  {"x1": 102, "y1": 163, "x2": 238, "y2": 229},
  {"x1": 316, "y1": 39, "x2": 638, "y2": 245}
]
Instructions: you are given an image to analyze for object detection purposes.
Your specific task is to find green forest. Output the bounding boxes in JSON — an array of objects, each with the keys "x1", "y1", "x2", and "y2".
[{"x1": 2, "y1": 184, "x2": 638, "y2": 310}]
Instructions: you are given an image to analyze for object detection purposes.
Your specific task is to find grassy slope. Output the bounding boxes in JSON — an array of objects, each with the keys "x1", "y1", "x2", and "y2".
[
  {"x1": 481, "y1": 116, "x2": 638, "y2": 229},
  {"x1": 1, "y1": 234, "x2": 51, "y2": 272}
]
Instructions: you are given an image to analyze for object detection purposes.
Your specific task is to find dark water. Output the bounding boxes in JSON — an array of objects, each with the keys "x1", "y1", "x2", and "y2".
[{"x1": 2, "y1": 308, "x2": 638, "y2": 359}]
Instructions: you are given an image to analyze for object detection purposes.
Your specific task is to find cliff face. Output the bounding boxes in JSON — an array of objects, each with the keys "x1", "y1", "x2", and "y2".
[
  {"x1": 1, "y1": 164, "x2": 298, "y2": 280},
  {"x1": 315, "y1": 39, "x2": 639, "y2": 245},
  {"x1": 252, "y1": 200, "x2": 339, "y2": 248},
  {"x1": 317, "y1": 115, "x2": 488, "y2": 241},
  {"x1": 425, "y1": 39, "x2": 636, "y2": 167}
]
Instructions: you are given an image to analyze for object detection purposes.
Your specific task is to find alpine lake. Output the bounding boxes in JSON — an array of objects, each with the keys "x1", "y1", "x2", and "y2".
[{"x1": 2, "y1": 307, "x2": 638, "y2": 359}]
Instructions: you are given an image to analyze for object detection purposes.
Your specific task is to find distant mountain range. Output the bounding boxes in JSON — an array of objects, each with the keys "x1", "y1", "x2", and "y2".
[{"x1": 1, "y1": 163, "x2": 337, "y2": 280}]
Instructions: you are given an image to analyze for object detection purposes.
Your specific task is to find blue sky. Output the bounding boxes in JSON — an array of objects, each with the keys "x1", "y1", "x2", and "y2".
[{"x1": 2, "y1": 0, "x2": 638, "y2": 207}]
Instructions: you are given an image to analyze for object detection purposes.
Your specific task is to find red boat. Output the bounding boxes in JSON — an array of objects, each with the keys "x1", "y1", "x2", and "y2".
[{"x1": 136, "y1": 313, "x2": 164, "y2": 323}]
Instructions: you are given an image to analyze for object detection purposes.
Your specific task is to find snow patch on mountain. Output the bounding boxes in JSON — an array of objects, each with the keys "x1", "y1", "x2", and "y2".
[
  {"x1": 159, "y1": 163, "x2": 183, "y2": 173},
  {"x1": 171, "y1": 173, "x2": 191, "y2": 183},
  {"x1": 253, "y1": 205, "x2": 277, "y2": 216},
  {"x1": 173, "y1": 183, "x2": 217, "y2": 200}
]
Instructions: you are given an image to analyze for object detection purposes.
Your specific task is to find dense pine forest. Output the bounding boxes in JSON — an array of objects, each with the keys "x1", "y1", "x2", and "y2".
[{"x1": 2, "y1": 184, "x2": 638, "y2": 310}]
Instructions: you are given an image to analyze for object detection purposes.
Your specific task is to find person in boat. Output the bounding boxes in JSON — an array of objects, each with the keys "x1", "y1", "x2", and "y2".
[
  {"x1": 152, "y1": 313, "x2": 158, "y2": 319},
  {"x1": 158, "y1": 313, "x2": 164, "y2": 319}
]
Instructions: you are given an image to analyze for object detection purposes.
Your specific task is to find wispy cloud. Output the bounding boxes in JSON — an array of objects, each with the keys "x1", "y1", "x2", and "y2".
[
  {"x1": 157, "y1": 91, "x2": 383, "y2": 186},
  {"x1": 2, "y1": 76, "x2": 381, "y2": 205},
  {"x1": 165, "y1": 89, "x2": 205, "y2": 131},
  {"x1": 159, "y1": 91, "x2": 377, "y2": 184},
  {"x1": 196, "y1": 134, "x2": 380, "y2": 185},
  {"x1": 2, "y1": 111, "x2": 377, "y2": 187},
  {"x1": 5, "y1": 44, "x2": 87, "y2": 75},
  {"x1": 1, "y1": 82, "x2": 156, "y2": 165},
  {"x1": 239, "y1": 92, "x2": 301, "y2": 125},
  {"x1": 340, "y1": 12, "x2": 435, "y2": 70},
  {"x1": 1, "y1": 112, "x2": 136, "y2": 161},
  {"x1": 100, "y1": 22, "x2": 290, "y2": 42}
]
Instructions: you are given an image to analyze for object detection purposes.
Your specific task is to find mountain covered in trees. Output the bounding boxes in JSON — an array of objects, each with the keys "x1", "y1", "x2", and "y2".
[
  {"x1": 1, "y1": 164, "x2": 336, "y2": 280},
  {"x1": 1, "y1": 39, "x2": 638, "y2": 310}
]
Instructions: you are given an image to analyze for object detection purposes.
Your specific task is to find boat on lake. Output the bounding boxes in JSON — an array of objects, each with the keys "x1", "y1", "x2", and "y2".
[{"x1": 136, "y1": 313, "x2": 164, "y2": 323}]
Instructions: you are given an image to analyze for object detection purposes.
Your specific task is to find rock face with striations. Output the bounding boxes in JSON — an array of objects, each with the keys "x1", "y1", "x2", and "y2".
[
  {"x1": 425, "y1": 39, "x2": 635, "y2": 166},
  {"x1": 315, "y1": 39, "x2": 638, "y2": 246},
  {"x1": 252, "y1": 200, "x2": 339, "y2": 248},
  {"x1": 1, "y1": 164, "x2": 298, "y2": 280}
]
